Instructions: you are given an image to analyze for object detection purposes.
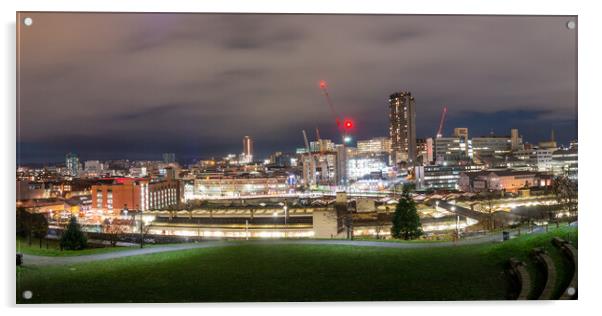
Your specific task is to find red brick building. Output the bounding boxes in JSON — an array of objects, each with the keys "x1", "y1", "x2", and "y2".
[{"x1": 91, "y1": 178, "x2": 182, "y2": 213}]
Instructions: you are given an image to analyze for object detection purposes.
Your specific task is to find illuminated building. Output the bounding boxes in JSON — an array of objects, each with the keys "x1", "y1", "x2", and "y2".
[
  {"x1": 472, "y1": 136, "x2": 513, "y2": 157},
  {"x1": 162, "y1": 153, "x2": 176, "y2": 164},
  {"x1": 506, "y1": 149, "x2": 538, "y2": 171},
  {"x1": 84, "y1": 160, "x2": 103, "y2": 177},
  {"x1": 536, "y1": 148, "x2": 554, "y2": 172},
  {"x1": 301, "y1": 151, "x2": 338, "y2": 186},
  {"x1": 510, "y1": 128, "x2": 523, "y2": 151},
  {"x1": 91, "y1": 178, "x2": 149, "y2": 213},
  {"x1": 453, "y1": 128, "x2": 470, "y2": 157},
  {"x1": 416, "y1": 138, "x2": 427, "y2": 165},
  {"x1": 347, "y1": 153, "x2": 389, "y2": 181},
  {"x1": 453, "y1": 127, "x2": 469, "y2": 139},
  {"x1": 241, "y1": 136, "x2": 253, "y2": 163},
  {"x1": 268, "y1": 152, "x2": 296, "y2": 167},
  {"x1": 551, "y1": 147, "x2": 578, "y2": 180},
  {"x1": 389, "y1": 91, "x2": 416, "y2": 165},
  {"x1": 149, "y1": 179, "x2": 182, "y2": 209},
  {"x1": 91, "y1": 178, "x2": 181, "y2": 212},
  {"x1": 193, "y1": 177, "x2": 288, "y2": 198},
  {"x1": 335, "y1": 144, "x2": 348, "y2": 185},
  {"x1": 357, "y1": 137, "x2": 391, "y2": 154},
  {"x1": 458, "y1": 170, "x2": 551, "y2": 193},
  {"x1": 65, "y1": 152, "x2": 79, "y2": 177},
  {"x1": 129, "y1": 166, "x2": 148, "y2": 177},
  {"x1": 415, "y1": 164, "x2": 483, "y2": 190},
  {"x1": 310, "y1": 139, "x2": 336, "y2": 152},
  {"x1": 425, "y1": 138, "x2": 434, "y2": 163},
  {"x1": 434, "y1": 137, "x2": 472, "y2": 163}
]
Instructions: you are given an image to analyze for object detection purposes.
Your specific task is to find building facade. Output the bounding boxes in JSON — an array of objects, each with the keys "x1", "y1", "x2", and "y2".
[
  {"x1": 242, "y1": 136, "x2": 253, "y2": 163},
  {"x1": 357, "y1": 137, "x2": 391, "y2": 154},
  {"x1": 551, "y1": 148, "x2": 578, "y2": 180},
  {"x1": 458, "y1": 170, "x2": 551, "y2": 193},
  {"x1": 347, "y1": 153, "x2": 389, "y2": 181},
  {"x1": 91, "y1": 178, "x2": 182, "y2": 212},
  {"x1": 301, "y1": 151, "x2": 338, "y2": 187},
  {"x1": 193, "y1": 177, "x2": 288, "y2": 198},
  {"x1": 91, "y1": 178, "x2": 149, "y2": 213},
  {"x1": 389, "y1": 91, "x2": 416, "y2": 165},
  {"x1": 415, "y1": 163, "x2": 483, "y2": 190},
  {"x1": 472, "y1": 136, "x2": 513, "y2": 157},
  {"x1": 162, "y1": 153, "x2": 176, "y2": 164},
  {"x1": 149, "y1": 179, "x2": 182, "y2": 210},
  {"x1": 434, "y1": 137, "x2": 472, "y2": 163},
  {"x1": 65, "y1": 152, "x2": 79, "y2": 177}
]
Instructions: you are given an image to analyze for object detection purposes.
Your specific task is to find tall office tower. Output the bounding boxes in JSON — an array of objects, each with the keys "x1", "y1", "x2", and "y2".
[
  {"x1": 389, "y1": 91, "x2": 416, "y2": 165},
  {"x1": 242, "y1": 136, "x2": 253, "y2": 163},
  {"x1": 162, "y1": 153, "x2": 176, "y2": 164},
  {"x1": 65, "y1": 152, "x2": 79, "y2": 177},
  {"x1": 510, "y1": 128, "x2": 521, "y2": 151}
]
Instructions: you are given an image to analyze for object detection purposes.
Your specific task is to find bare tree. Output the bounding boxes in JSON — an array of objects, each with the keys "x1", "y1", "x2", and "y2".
[
  {"x1": 102, "y1": 218, "x2": 129, "y2": 247},
  {"x1": 476, "y1": 192, "x2": 496, "y2": 230},
  {"x1": 184, "y1": 201, "x2": 194, "y2": 219},
  {"x1": 166, "y1": 204, "x2": 178, "y2": 221},
  {"x1": 374, "y1": 212, "x2": 387, "y2": 240},
  {"x1": 552, "y1": 175, "x2": 578, "y2": 217}
]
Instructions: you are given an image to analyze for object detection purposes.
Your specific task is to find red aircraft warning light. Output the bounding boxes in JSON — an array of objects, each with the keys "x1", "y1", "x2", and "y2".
[
  {"x1": 344, "y1": 120, "x2": 353, "y2": 129},
  {"x1": 319, "y1": 80, "x2": 327, "y2": 89}
]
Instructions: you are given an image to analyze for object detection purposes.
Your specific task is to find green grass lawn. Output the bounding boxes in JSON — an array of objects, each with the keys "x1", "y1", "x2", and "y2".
[
  {"x1": 16, "y1": 236, "x2": 138, "y2": 257},
  {"x1": 16, "y1": 227, "x2": 577, "y2": 303}
]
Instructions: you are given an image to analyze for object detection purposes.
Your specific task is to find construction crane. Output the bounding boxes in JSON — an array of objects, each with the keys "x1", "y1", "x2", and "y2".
[
  {"x1": 302, "y1": 130, "x2": 311, "y2": 154},
  {"x1": 436, "y1": 106, "x2": 448, "y2": 138},
  {"x1": 301, "y1": 130, "x2": 316, "y2": 186},
  {"x1": 318, "y1": 80, "x2": 353, "y2": 143},
  {"x1": 319, "y1": 80, "x2": 342, "y2": 132}
]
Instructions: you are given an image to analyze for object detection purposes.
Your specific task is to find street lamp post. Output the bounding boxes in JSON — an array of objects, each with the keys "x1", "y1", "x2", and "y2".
[
  {"x1": 283, "y1": 204, "x2": 288, "y2": 238},
  {"x1": 456, "y1": 215, "x2": 460, "y2": 241},
  {"x1": 139, "y1": 213, "x2": 144, "y2": 248}
]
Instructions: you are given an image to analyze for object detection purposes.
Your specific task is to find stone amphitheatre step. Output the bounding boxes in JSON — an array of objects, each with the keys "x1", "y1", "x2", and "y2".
[
  {"x1": 552, "y1": 237, "x2": 578, "y2": 300},
  {"x1": 531, "y1": 247, "x2": 557, "y2": 300},
  {"x1": 508, "y1": 258, "x2": 531, "y2": 300}
]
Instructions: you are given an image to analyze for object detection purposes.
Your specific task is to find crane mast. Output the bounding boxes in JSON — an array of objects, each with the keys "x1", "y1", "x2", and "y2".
[
  {"x1": 319, "y1": 80, "x2": 342, "y2": 133},
  {"x1": 436, "y1": 106, "x2": 448, "y2": 138}
]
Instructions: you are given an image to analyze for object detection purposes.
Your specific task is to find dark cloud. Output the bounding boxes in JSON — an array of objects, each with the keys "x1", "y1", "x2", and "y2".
[{"x1": 16, "y1": 13, "x2": 577, "y2": 163}]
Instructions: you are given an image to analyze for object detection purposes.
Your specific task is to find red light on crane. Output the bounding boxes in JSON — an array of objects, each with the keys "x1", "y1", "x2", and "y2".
[
  {"x1": 319, "y1": 80, "x2": 327, "y2": 90},
  {"x1": 344, "y1": 120, "x2": 353, "y2": 129}
]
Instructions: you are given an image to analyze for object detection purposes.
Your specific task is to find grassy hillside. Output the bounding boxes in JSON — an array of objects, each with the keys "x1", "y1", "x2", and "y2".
[{"x1": 16, "y1": 227, "x2": 577, "y2": 303}]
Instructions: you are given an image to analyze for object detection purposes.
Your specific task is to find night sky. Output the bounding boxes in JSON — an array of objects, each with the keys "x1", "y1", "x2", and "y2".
[{"x1": 17, "y1": 13, "x2": 577, "y2": 164}]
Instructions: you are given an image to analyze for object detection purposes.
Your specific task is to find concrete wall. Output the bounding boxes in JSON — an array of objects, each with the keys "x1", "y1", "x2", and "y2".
[{"x1": 312, "y1": 209, "x2": 339, "y2": 238}]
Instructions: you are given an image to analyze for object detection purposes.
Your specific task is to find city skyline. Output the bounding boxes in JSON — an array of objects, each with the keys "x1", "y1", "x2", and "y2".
[{"x1": 17, "y1": 13, "x2": 577, "y2": 163}]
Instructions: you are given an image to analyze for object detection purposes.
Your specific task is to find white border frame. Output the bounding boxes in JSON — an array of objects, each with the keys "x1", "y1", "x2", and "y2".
[{"x1": 2, "y1": 1, "x2": 599, "y2": 316}]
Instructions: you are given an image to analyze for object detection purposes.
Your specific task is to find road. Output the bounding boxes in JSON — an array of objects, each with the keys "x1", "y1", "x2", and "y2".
[{"x1": 21, "y1": 231, "x2": 521, "y2": 267}]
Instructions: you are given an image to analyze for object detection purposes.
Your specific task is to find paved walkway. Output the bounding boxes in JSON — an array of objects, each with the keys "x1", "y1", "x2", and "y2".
[{"x1": 20, "y1": 231, "x2": 518, "y2": 267}]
